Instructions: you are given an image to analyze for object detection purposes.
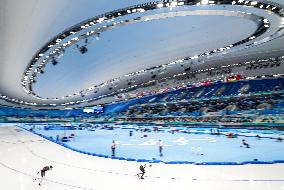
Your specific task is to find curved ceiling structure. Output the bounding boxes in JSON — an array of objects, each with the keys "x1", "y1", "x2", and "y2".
[{"x1": 0, "y1": 0, "x2": 284, "y2": 109}]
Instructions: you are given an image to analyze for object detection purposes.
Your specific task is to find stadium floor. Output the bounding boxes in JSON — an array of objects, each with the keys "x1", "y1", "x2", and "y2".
[{"x1": 1, "y1": 125, "x2": 284, "y2": 190}]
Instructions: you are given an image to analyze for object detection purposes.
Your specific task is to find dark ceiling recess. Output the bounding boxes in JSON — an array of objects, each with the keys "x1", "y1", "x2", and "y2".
[
  {"x1": 151, "y1": 74, "x2": 157, "y2": 79},
  {"x1": 52, "y1": 58, "x2": 58, "y2": 66},
  {"x1": 184, "y1": 67, "x2": 191, "y2": 72},
  {"x1": 76, "y1": 44, "x2": 88, "y2": 54},
  {"x1": 79, "y1": 46, "x2": 88, "y2": 54},
  {"x1": 128, "y1": 82, "x2": 132, "y2": 85},
  {"x1": 109, "y1": 87, "x2": 113, "y2": 90}
]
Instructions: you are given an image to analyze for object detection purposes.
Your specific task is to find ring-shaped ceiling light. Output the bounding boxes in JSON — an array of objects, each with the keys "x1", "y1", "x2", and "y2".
[
  {"x1": 2, "y1": 0, "x2": 283, "y2": 108},
  {"x1": 30, "y1": 10, "x2": 267, "y2": 97}
]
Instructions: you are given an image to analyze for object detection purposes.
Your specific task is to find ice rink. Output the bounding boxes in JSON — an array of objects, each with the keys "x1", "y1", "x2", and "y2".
[
  {"x1": 1, "y1": 125, "x2": 284, "y2": 190},
  {"x1": 19, "y1": 124, "x2": 284, "y2": 163}
]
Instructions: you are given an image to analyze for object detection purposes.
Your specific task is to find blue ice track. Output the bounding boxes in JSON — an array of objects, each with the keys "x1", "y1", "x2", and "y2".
[{"x1": 18, "y1": 123, "x2": 284, "y2": 165}]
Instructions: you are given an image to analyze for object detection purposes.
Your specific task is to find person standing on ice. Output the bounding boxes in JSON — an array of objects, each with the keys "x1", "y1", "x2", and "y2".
[
  {"x1": 158, "y1": 139, "x2": 164, "y2": 157},
  {"x1": 111, "y1": 140, "x2": 116, "y2": 156},
  {"x1": 33, "y1": 165, "x2": 53, "y2": 186}
]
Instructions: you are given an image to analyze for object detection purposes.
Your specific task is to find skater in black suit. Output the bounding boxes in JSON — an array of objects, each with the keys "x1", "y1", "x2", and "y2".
[
  {"x1": 33, "y1": 165, "x2": 53, "y2": 186},
  {"x1": 137, "y1": 164, "x2": 146, "y2": 179},
  {"x1": 240, "y1": 139, "x2": 250, "y2": 148}
]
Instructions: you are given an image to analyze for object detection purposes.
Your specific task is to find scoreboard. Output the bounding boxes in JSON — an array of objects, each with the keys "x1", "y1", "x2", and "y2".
[{"x1": 83, "y1": 106, "x2": 104, "y2": 113}]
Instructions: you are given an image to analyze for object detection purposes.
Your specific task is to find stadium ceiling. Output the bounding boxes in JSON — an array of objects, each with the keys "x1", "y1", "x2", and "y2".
[{"x1": 0, "y1": 0, "x2": 284, "y2": 109}]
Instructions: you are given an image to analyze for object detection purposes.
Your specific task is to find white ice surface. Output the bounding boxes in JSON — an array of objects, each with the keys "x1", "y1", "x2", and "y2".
[{"x1": 0, "y1": 125, "x2": 284, "y2": 190}]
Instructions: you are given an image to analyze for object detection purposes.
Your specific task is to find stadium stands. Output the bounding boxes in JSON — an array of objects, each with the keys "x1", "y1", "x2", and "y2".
[{"x1": 0, "y1": 77, "x2": 283, "y2": 127}]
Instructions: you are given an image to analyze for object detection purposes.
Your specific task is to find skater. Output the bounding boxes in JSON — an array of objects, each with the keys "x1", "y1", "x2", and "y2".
[
  {"x1": 276, "y1": 136, "x2": 283, "y2": 142},
  {"x1": 111, "y1": 140, "x2": 116, "y2": 156},
  {"x1": 158, "y1": 139, "x2": 164, "y2": 157},
  {"x1": 33, "y1": 165, "x2": 53, "y2": 186},
  {"x1": 137, "y1": 164, "x2": 146, "y2": 179},
  {"x1": 129, "y1": 130, "x2": 133, "y2": 137},
  {"x1": 216, "y1": 128, "x2": 220, "y2": 135},
  {"x1": 56, "y1": 135, "x2": 60, "y2": 141},
  {"x1": 240, "y1": 139, "x2": 250, "y2": 148}
]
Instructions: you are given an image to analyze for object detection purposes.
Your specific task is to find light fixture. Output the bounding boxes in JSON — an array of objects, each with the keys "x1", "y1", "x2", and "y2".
[
  {"x1": 251, "y1": 1, "x2": 257, "y2": 6},
  {"x1": 170, "y1": 2, "x2": 178, "y2": 7},
  {"x1": 201, "y1": 0, "x2": 209, "y2": 5},
  {"x1": 157, "y1": 3, "x2": 163, "y2": 8}
]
